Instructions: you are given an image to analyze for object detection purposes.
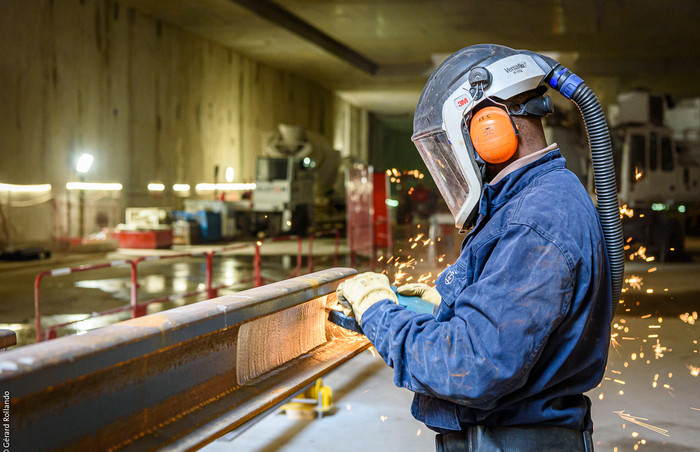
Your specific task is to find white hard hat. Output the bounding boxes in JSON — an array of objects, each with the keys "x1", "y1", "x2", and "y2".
[{"x1": 412, "y1": 44, "x2": 556, "y2": 230}]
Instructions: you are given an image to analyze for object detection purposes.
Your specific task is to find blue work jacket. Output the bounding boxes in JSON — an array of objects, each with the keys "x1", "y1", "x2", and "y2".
[{"x1": 361, "y1": 150, "x2": 611, "y2": 433}]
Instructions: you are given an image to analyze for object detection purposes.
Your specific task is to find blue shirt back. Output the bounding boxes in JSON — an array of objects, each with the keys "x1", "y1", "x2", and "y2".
[{"x1": 361, "y1": 150, "x2": 611, "y2": 433}]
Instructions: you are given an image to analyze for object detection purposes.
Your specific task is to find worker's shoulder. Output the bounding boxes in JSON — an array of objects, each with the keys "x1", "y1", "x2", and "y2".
[
  {"x1": 509, "y1": 167, "x2": 601, "y2": 242},
  {"x1": 518, "y1": 165, "x2": 593, "y2": 210}
]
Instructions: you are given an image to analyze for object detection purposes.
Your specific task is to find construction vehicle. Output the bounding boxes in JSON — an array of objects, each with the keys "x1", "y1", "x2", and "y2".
[
  {"x1": 250, "y1": 125, "x2": 344, "y2": 236},
  {"x1": 252, "y1": 155, "x2": 315, "y2": 236},
  {"x1": 610, "y1": 91, "x2": 700, "y2": 261}
]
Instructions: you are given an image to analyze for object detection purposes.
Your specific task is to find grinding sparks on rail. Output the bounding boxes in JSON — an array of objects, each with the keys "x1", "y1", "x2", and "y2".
[
  {"x1": 374, "y1": 215, "x2": 698, "y2": 449},
  {"x1": 625, "y1": 275, "x2": 643, "y2": 290},
  {"x1": 620, "y1": 204, "x2": 634, "y2": 219},
  {"x1": 680, "y1": 312, "x2": 698, "y2": 324},
  {"x1": 338, "y1": 40, "x2": 699, "y2": 446},
  {"x1": 590, "y1": 263, "x2": 700, "y2": 446},
  {"x1": 353, "y1": 198, "x2": 700, "y2": 449},
  {"x1": 614, "y1": 410, "x2": 670, "y2": 437},
  {"x1": 688, "y1": 365, "x2": 699, "y2": 377}
]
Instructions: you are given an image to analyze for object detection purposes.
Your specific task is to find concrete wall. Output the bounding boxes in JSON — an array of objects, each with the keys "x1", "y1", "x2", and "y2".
[
  {"x1": 0, "y1": 0, "x2": 366, "y2": 245},
  {"x1": 334, "y1": 99, "x2": 369, "y2": 163}
]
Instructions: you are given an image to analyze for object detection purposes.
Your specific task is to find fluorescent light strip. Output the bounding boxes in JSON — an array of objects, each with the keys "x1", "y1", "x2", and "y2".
[
  {"x1": 195, "y1": 183, "x2": 217, "y2": 191},
  {"x1": 66, "y1": 182, "x2": 123, "y2": 191},
  {"x1": 172, "y1": 184, "x2": 191, "y2": 192},
  {"x1": 195, "y1": 183, "x2": 256, "y2": 191},
  {"x1": 0, "y1": 183, "x2": 52, "y2": 193},
  {"x1": 147, "y1": 183, "x2": 165, "y2": 192}
]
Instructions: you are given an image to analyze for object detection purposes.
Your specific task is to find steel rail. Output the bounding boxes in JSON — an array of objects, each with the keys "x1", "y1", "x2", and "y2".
[{"x1": 1, "y1": 268, "x2": 365, "y2": 451}]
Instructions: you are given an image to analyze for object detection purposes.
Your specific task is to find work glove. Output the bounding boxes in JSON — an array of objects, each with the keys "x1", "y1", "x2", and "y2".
[
  {"x1": 396, "y1": 283, "x2": 441, "y2": 306},
  {"x1": 336, "y1": 272, "x2": 397, "y2": 325}
]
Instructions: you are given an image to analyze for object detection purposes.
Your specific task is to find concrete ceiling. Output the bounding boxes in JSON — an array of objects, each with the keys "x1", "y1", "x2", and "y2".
[{"x1": 120, "y1": 0, "x2": 700, "y2": 114}]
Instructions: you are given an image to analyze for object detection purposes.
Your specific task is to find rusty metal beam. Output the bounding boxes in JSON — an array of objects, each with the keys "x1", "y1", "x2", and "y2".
[
  {"x1": 0, "y1": 329, "x2": 16, "y2": 349},
  {"x1": 227, "y1": 0, "x2": 378, "y2": 75},
  {"x1": 0, "y1": 268, "x2": 366, "y2": 451}
]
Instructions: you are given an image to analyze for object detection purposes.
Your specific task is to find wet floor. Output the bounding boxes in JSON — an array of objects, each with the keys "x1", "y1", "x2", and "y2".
[
  {"x1": 1, "y1": 237, "x2": 698, "y2": 450},
  {"x1": 0, "y1": 249, "x2": 343, "y2": 346}
]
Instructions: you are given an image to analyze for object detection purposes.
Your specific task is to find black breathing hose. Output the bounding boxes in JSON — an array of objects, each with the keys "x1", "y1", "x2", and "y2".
[{"x1": 570, "y1": 83, "x2": 625, "y2": 316}]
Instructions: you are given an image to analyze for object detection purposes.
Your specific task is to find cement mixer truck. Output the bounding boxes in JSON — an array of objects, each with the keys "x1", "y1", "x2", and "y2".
[{"x1": 251, "y1": 125, "x2": 344, "y2": 236}]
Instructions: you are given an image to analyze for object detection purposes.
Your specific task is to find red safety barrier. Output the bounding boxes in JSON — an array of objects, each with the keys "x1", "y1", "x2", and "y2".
[
  {"x1": 34, "y1": 229, "x2": 345, "y2": 342},
  {"x1": 254, "y1": 241, "x2": 262, "y2": 287},
  {"x1": 34, "y1": 259, "x2": 137, "y2": 342}
]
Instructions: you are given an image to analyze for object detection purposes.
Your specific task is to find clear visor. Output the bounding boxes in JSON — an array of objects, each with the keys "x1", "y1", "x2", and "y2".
[{"x1": 412, "y1": 130, "x2": 469, "y2": 221}]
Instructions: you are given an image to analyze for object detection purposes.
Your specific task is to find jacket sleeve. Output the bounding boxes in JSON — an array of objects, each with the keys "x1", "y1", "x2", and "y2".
[{"x1": 360, "y1": 223, "x2": 575, "y2": 410}]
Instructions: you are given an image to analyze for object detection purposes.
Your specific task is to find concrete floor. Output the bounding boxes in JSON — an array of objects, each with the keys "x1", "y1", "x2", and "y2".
[
  {"x1": 203, "y1": 257, "x2": 700, "y2": 452},
  {"x1": 0, "y1": 238, "x2": 698, "y2": 451},
  {"x1": 205, "y1": 351, "x2": 436, "y2": 452}
]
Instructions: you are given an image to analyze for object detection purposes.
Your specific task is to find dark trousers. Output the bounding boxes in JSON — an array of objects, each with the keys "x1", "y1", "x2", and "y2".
[{"x1": 435, "y1": 426, "x2": 594, "y2": 452}]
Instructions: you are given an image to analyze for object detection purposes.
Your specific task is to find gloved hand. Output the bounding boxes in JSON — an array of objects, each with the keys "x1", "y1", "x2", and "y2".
[
  {"x1": 396, "y1": 283, "x2": 442, "y2": 306},
  {"x1": 336, "y1": 272, "x2": 397, "y2": 325}
]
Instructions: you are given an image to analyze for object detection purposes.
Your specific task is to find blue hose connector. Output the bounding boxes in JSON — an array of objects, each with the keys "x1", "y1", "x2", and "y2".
[{"x1": 549, "y1": 66, "x2": 584, "y2": 99}]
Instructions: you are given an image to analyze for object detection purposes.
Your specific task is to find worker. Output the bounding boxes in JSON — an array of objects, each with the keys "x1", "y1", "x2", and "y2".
[{"x1": 337, "y1": 45, "x2": 612, "y2": 451}]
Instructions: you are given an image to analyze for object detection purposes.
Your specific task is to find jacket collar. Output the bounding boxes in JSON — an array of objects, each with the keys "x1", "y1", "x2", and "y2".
[{"x1": 478, "y1": 149, "x2": 566, "y2": 217}]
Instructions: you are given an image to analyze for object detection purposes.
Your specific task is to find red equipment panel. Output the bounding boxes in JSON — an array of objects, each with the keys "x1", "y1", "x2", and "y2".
[
  {"x1": 115, "y1": 230, "x2": 173, "y2": 249},
  {"x1": 373, "y1": 172, "x2": 392, "y2": 249},
  {"x1": 346, "y1": 166, "x2": 374, "y2": 258}
]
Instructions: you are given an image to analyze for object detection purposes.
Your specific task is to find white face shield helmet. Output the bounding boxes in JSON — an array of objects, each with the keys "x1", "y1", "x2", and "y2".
[
  {"x1": 414, "y1": 45, "x2": 627, "y2": 323},
  {"x1": 412, "y1": 45, "x2": 552, "y2": 230}
]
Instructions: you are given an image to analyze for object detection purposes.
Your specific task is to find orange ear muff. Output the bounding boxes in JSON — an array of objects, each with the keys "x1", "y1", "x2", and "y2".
[{"x1": 469, "y1": 107, "x2": 519, "y2": 164}]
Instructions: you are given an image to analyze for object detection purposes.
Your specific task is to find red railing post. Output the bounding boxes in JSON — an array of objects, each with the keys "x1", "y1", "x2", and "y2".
[
  {"x1": 205, "y1": 251, "x2": 218, "y2": 298},
  {"x1": 33, "y1": 251, "x2": 230, "y2": 341},
  {"x1": 34, "y1": 273, "x2": 44, "y2": 343},
  {"x1": 307, "y1": 234, "x2": 314, "y2": 274},
  {"x1": 130, "y1": 259, "x2": 146, "y2": 318},
  {"x1": 254, "y1": 241, "x2": 262, "y2": 287}
]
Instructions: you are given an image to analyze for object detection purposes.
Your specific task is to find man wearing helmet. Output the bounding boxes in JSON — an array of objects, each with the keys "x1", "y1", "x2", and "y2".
[{"x1": 337, "y1": 44, "x2": 616, "y2": 451}]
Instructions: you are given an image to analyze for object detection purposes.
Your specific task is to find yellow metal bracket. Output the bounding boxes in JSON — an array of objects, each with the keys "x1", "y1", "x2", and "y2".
[{"x1": 281, "y1": 378, "x2": 334, "y2": 418}]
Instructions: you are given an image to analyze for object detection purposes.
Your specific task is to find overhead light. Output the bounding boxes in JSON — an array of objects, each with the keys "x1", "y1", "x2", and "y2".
[
  {"x1": 385, "y1": 198, "x2": 399, "y2": 207},
  {"x1": 147, "y1": 183, "x2": 165, "y2": 192},
  {"x1": 225, "y1": 167, "x2": 234, "y2": 183},
  {"x1": 172, "y1": 184, "x2": 191, "y2": 192},
  {"x1": 195, "y1": 183, "x2": 256, "y2": 192},
  {"x1": 195, "y1": 183, "x2": 217, "y2": 191},
  {"x1": 66, "y1": 182, "x2": 122, "y2": 191},
  {"x1": 0, "y1": 183, "x2": 52, "y2": 193},
  {"x1": 75, "y1": 153, "x2": 94, "y2": 174}
]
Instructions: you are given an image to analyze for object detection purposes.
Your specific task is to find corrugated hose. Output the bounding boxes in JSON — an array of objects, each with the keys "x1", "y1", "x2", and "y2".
[{"x1": 570, "y1": 83, "x2": 625, "y2": 317}]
